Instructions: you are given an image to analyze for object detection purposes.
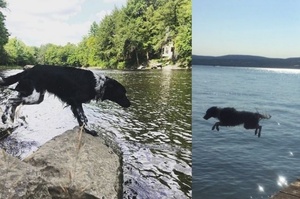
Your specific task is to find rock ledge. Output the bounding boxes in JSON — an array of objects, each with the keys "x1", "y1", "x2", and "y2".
[{"x1": 0, "y1": 127, "x2": 121, "y2": 199}]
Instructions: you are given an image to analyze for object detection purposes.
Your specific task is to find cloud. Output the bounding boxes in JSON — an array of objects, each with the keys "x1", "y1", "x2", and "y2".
[
  {"x1": 95, "y1": 10, "x2": 112, "y2": 21},
  {"x1": 103, "y1": 0, "x2": 126, "y2": 3},
  {"x1": 5, "y1": 0, "x2": 85, "y2": 20},
  {"x1": 2, "y1": 0, "x2": 117, "y2": 46},
  {"x1": 8, "y1": 19, "x2": 91, "y2": 47}
]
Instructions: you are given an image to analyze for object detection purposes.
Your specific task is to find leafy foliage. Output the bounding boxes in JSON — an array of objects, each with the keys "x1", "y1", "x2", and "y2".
[
  {"x1": 2, "y1": 0, "x2": 191, "y2": 68},
  {"x1": 4, "y1": 38, "x2": 36, "y2": 66},
  {"x1": 0, "y1": 0, "x2": 9, "y2": 64}
]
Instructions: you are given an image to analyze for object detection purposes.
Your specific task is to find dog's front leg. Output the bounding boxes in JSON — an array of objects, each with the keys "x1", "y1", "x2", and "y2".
[
  {"x1": 71, "y1": 104, "x2": 97, "y2": 136},
  {"x1": 212, "y1": 122, "x2": 220, "y2": 131},
  {"x1": 71, "y1": 105, "x2": 87, "y2": 126}
]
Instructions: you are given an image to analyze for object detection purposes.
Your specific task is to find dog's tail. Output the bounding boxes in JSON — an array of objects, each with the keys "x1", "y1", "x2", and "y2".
[
  {"x1": 0, "y1": 71, "x2": 25, "y2": 86},
  {"x1": 258, "y1": 113, "x2": 271, "y2": 120}
]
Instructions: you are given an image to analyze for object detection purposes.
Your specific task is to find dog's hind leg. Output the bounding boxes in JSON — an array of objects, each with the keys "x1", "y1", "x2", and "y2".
[
  {"x1": 255, "y1": 126, "x2": 262, "y2": 137},
  {"x1": 2, "y1": 105, "x2": 11, "y2": 123},
  {"x1": 1, "y1": 96, "x2": 22, "y2": 124}
]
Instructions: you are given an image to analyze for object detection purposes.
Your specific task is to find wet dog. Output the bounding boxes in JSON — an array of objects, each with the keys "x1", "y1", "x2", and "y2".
[
  {"x1": 203, "y1": 106, "x2": 271, "y2": 137},
  {"x1": 0, "y1": 65, "x2": 131, "y2": 136}
]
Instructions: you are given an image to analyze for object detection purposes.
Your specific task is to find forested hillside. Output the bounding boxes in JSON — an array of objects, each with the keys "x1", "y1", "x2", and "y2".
[
  {"x1": 0, "y1": 0, "x2": 191, "y2": 69},
  {"x1": 192, "y1": 55, "x2": 300, "y2": 68}
]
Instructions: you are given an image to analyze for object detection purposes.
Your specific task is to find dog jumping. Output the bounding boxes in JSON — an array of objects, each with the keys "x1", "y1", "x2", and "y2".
[
  {"x1": 203, "y1": 106, "x2": 271, "y2": 137},
  {"x1": 0, "y1": 65, "x2": 131, "y2": 136}
]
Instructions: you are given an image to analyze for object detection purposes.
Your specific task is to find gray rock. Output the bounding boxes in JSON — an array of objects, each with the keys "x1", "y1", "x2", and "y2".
[
  {"x1": 0, "y1": 126, "x2": 122, "y2": 199},
  {"x1": 24, "y1": 126, "x2": 122, "y2": 199},
  {"x1": 0, "y1": 150, "x2": 51, "y2": 199}
]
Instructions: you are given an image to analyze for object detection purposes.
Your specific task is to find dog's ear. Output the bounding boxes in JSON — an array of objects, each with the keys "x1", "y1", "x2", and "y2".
[
  {"x1": 94, "y1": 76, "x2": 113, "y2": 101},
  {"x1": 100, "y1": 78, "x2": 130, "y2": 108},
  {"x1": 101, "y1": 78, "x2": 126, "y2": 100},
  {"x1": 99, "y1": 78, "x2": 113, "y2": 101}
]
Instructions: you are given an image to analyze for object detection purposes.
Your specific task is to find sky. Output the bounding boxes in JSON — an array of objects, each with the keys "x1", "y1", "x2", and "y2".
[
  {"x1": 193, "y1": 0, "x2": 300, "y2": 58},
  {"x1": 2, "y1": 0, "x2": 126, "y2": 47}
]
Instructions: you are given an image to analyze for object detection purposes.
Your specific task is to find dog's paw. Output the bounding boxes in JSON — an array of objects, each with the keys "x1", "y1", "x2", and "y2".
[
  {"x1": 212, "y1": 124, "x2": 216, "y2": 130},
  {"x1": 84, "y1": 128, "x2": 98, "y2": 136}
]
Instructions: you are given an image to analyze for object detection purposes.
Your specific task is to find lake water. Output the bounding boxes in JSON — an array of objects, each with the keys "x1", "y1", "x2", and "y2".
[
  {"x1": 0, "y1": 68, "x2": 192, "y2": 199},
  {"x1": 193, "y1": 65, "x2": 300, "y2": 199}
]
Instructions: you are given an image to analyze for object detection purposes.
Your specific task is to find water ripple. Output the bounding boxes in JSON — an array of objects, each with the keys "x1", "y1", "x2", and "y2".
[{"x1": 0, "y1": 69, "x2": 191, "y2": 198}]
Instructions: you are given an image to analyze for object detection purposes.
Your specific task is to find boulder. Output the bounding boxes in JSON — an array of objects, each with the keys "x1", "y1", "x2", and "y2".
[
  {"x1": 24, "y1": 127, "x2": 122, "y2": 199},
  {"x1": 0, "y1": 127, "x2": 122, "y2": 199},
  {"x1": 0, "y1": 150, "x2": 51, "y2": 198}
]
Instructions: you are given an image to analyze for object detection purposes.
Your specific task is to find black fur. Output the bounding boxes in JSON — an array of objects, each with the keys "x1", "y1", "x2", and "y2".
[
  {"x1": 0, "y1": 65, "x2": 131, "y2": 136},
  {"x1": 203, "y1": 106, "x2": 271, "y2": 137}
]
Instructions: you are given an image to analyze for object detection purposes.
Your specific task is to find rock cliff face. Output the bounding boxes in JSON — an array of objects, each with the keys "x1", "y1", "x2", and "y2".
[{"x1": 0, "y1": 127, "x2": 122, "y2": 199}]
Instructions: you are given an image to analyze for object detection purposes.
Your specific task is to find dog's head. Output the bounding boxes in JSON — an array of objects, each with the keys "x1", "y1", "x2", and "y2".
[
  {"x1": 203, "y1": 106, "x2": 219, "y2": 120},
  {"x1": 99, "y1": 77, "x2": 131, "y2": 108}
]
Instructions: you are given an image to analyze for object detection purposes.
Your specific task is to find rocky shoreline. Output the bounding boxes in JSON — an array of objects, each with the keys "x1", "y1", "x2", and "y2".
[{"x1": 0, "y1": 127, "x2": 122, "y2": 199}]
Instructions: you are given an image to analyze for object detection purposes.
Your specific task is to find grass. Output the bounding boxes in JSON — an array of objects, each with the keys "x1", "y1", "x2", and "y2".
[
  {"x1": 59, "y1": 125, "x2": 88, "y2": 198},
  {"x1": 0, "y1": 65, "x2": 23, "y2": 70}
]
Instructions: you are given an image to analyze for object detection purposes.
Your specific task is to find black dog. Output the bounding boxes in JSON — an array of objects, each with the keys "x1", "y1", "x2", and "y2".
[
  {"x1": 0, "y1": 65, "x2": 131, "y2": 136},
  {"x1": 203, "y1": 106, "x2": 271, "y2": 137}
]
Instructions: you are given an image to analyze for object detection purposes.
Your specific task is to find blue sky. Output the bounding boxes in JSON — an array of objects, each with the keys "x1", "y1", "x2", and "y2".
[
  {"x1": 3, "y1": 0, "x2": 126, "y2": 46},
  {"x1": 193, "y1": 0, "x2": 300, "y2": 58}
]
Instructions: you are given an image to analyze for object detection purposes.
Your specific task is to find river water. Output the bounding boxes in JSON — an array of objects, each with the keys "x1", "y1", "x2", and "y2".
[{"x1": 0, "y1": 68, "x2": 192, "y2": 198}]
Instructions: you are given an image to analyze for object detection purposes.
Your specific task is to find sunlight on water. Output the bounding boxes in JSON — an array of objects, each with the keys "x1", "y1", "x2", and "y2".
[
  {"x1": 254, "y1": 67, "x2": 300, "y2": 74},
  {"x1": 258, "y1": 185, "x2": 265, "y2": 192},
  {"x1": 277, "y1": 176, "x2": 288, "y2": 187}
]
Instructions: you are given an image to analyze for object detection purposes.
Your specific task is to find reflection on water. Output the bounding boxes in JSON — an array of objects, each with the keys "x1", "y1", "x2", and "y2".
[
  {"x1": 258, "y1": 185, "x2": 264, "y2": 193},
  {"x1": 91, "y1": 70, "x2": 192, "y2": 198},
  {"x1": 277, "y1": 176, "x2": 288, "y2": 187},
  {"x1": 254, "y1": 67, "x2": 300, "y2": 74},
  {"x1": 0, "y1": 69, "x2": 192, "y2": 198}
]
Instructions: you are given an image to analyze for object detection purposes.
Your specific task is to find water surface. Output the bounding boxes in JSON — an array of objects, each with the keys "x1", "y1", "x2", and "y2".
[
  {"x1": 193, "y1": 65, "x2": 300, "y2": 199},
  {"x1": 0, "y1": 68, "x2": 192, "y2": 198}
]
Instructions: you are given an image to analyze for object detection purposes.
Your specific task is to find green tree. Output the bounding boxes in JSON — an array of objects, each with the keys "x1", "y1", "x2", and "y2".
[
  {"x1": 76, "y1": 37, "x2": 89, "y2": 66},
  {"x1": 174, "y1": 0, "x2": 192, "y2": 65},
  {"x1": 4, "y1": 38, "x2": 35, "y2": 65},
  {"x1": 94, "y1": 11, "x2": 118, "y2": 68},
  {"x1": 36, "y1": 44, "x2": 48, "y2": 64},
  {"x1": 0, "y1": 0, "x2": 9, "y2": 64},
  {"x1": 64, "y1": 43, "x2": 79, "y2": 66},
  {"x1": 61, "y1": 0, "x2": 192, "y2": 69}
]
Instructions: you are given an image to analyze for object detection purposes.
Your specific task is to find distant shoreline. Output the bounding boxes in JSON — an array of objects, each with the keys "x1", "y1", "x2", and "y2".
[
  {"x1": 192, "y1": 54, "x2": 300, "y2": 69},
  {"x1": 193, "y1": 64, "x2": 300, "y2": 70}
]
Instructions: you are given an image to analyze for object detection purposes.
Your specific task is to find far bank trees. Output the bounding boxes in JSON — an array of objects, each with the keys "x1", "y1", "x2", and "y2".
[{"x1": 2, "y1": 0, "x2": 191, "y2": 69}]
